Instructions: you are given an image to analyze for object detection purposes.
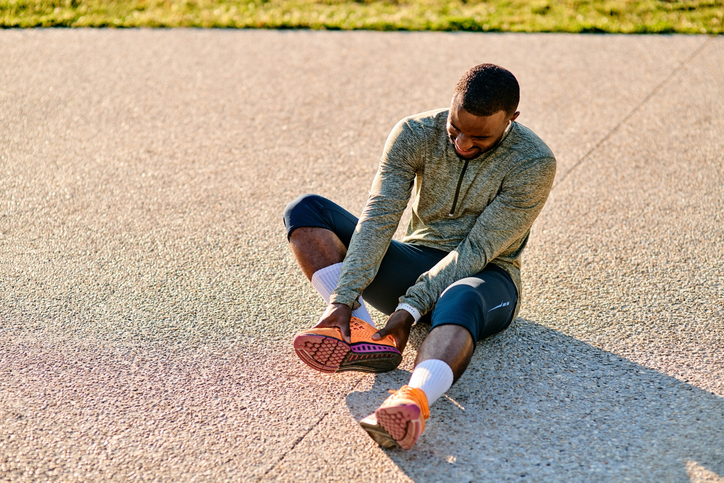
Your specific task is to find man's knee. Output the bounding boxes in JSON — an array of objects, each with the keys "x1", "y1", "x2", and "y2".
[
  {"x1": 283, "y1": 194, "x2": 325, "y2": 240},
  {"x1": 283, "y1": 193, "x2": 323, "y2": 224},
  {"x1": 430, "y1": 278, "x2": 486, "y2": 342},
  {"x1": 433, "y1": 272, "x2": 517, "y2": 342},
  {"x1": 436, "y1": 277, "x2": 487, "y2": 314}
]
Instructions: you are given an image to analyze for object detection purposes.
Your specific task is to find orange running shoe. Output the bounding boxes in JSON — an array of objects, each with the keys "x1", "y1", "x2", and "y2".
[
  {"x1": 293, "y1": 317, "x2": 401, "y2": 374},
  {"x1": 359, "y1": 385, "x2": 430, "y2": 450}
]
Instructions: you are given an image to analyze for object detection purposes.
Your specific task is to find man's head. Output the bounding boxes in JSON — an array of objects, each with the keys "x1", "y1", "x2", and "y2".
[{"x1": 447, "y1": 64, "x2": 520, "y2": 159}]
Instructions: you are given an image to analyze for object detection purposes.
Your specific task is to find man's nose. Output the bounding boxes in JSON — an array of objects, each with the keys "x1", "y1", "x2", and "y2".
[{"x1": 455, "y1": 133, "x2": 473, "y2": 150}]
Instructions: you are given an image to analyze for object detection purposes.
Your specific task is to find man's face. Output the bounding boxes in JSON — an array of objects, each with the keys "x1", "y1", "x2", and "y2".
[{"x1": 446, "y1": 95, "x2": 519, "y2": 160}]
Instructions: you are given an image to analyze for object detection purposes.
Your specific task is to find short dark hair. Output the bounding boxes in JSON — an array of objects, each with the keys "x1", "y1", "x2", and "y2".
[{"x1": 454, "y1": 64, "x2": 520, "y2": 117}]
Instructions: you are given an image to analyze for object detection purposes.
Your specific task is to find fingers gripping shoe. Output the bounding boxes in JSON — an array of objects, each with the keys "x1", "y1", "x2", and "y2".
[
  {"x1": 292, "y1": 317, "x2": 402, "y2": 374},
  {"x1": 359, "y1": 385, "x2": 430, "y2": 450}
]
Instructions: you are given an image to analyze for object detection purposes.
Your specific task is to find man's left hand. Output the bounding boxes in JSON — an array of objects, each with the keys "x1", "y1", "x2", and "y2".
[{"x1": 372, "y1": 309, "x2": 415, "y2": 353}]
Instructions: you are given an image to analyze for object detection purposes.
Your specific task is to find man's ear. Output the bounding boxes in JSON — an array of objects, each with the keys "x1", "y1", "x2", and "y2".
[{"x1": 510, "y1": 111, "x2": 520, "y2": 123}]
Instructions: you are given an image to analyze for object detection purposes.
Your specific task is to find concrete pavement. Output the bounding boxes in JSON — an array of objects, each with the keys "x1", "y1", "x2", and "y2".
[{"x1": 1, "y1": 30, "x2": 722, "y2": 481}]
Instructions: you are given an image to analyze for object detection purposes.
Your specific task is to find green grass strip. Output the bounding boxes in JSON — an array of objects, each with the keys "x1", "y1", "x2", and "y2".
[{"x1": 2, "y1": 0, "x2": 722, "y2": 33}]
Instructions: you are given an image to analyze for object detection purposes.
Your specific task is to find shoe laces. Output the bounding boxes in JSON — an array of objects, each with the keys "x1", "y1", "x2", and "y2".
[{"x1": 387, "y1": 385, "x2": 430, "y2": 419}]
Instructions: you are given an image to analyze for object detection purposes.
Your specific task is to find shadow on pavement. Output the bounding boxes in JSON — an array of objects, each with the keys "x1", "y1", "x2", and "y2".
[{"x1": 346, "y1": 319, "x2": 724, "y2": 482}]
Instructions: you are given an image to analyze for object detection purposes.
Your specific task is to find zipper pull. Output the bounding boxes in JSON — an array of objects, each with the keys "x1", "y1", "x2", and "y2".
[{"x1": 449, "y1": 159, "x2": 470, "y2": 217}]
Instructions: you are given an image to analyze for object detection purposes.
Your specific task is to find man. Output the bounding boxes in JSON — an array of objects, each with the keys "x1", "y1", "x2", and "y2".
[{"x1": 283, "y1": 64, "x2": 556, "y2": 450}]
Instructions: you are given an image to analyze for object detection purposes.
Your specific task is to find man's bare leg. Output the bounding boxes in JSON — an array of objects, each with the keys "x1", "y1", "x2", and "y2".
[
  {"x1": 289, "y1": 227, "x2": 346, "y2": 281},
  {"x1": 288, "y1": 226, "x2": 379, "y2": 343},
  {"x1": 359, "y1": 325, "x2": 472, "y2": 450},
  {"x1": 289, "y1": 227, "x2": 399, "y2": 372},
  {"x1": 415, "y1": 325, "x2": 474, "y2": 383},
  {"x1": 359, "y1": 324, "x2": 472, "y2": 449}
]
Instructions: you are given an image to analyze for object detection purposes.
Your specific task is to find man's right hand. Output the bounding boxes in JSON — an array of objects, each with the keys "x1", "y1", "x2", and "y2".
[
  {"x1": 372, "y1": 309, "x2": 415, "y2": 353},
  {"x1": 314, "y1": 303, "x2": 353, "y2": 344}
]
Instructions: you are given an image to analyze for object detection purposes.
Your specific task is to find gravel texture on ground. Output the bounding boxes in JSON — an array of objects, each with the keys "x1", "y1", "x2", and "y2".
[{"x1": 1, "y1": 30, "x2": 722, "y2": 482}]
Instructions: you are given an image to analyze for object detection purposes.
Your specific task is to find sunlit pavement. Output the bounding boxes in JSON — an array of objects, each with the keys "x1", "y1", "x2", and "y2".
[{"x1": 1, "y1": 30, "x2": 722, "y2": 482}]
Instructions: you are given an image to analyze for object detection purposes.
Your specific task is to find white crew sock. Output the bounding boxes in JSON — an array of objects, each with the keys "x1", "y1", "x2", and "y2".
[
  {"x1": 408, "y1": 359, "x2": 454, "y2": 406},
  {"x1": 310, "y1": 263, "x2": 373, "y2": 325}
]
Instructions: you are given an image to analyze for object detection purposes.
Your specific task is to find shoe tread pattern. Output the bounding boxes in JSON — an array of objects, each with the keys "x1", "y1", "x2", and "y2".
[
  {"x1": 376, "y1": 404, "x2": 421, "y2": 450},
  {"x1": 293, "y1": 335, "x2": 349, "y2": 373},
  {"x1": 293, "y1": 334, "x2": 401, "y2": 373}
]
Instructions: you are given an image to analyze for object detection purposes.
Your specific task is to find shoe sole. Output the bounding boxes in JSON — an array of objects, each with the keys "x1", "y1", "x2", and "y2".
[
  {"x1": 375, "y1": 403, "x2": 422, "y2": 450},
  {"x1": 359, "y1": 419, "x2": 400, "y2": 449},
  {"x1": 293, "y1": 333, "x2": 401, "y2": 374}
]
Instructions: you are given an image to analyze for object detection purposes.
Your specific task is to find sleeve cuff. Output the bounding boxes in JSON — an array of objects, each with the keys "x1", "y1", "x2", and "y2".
[{"x1": 330, "y1": 293, "x2": 361, "y2": 310}]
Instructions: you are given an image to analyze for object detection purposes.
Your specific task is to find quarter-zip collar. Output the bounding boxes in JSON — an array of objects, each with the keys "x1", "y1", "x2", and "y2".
[
  {"x1": 448, "y1": 122, "x2": 516, "y2": 217},
  {"x1": 449, "y1": 158, "x2": 470, "y2": 217}
]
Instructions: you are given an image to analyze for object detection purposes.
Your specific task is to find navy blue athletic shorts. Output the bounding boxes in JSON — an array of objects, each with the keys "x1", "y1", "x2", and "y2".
[{"x1": 283, "y1": 194, "x2": 517, "y2": 346}]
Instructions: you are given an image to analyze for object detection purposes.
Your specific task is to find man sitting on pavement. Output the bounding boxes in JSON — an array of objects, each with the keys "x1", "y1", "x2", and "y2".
[{"x1": 283, "y1": 63, "x2": 556, "y2": 450}]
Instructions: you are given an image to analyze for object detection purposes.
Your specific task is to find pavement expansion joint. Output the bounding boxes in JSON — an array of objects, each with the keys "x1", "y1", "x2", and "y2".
[
  {"x1": 552, "y1": 36, "x2": 713, "y2": 189},
  {"x1": 259, "y1": 375, "x2": 366, "y2": 481}
]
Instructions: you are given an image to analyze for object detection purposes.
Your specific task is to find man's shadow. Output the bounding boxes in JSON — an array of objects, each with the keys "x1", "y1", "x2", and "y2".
[{"x1": 346, "y1": 319, "x2": 724, "y2": 481}]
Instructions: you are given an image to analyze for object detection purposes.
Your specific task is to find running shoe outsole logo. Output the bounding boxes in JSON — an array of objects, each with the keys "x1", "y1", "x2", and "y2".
[{"x1": 293, "y1": 334, "x2": 402, "y2": 373}]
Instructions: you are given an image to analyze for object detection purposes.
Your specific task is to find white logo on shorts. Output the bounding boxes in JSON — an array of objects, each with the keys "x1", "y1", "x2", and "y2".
[{"x1": 489, "y1": 301, "x2": 510, "y2": 312}]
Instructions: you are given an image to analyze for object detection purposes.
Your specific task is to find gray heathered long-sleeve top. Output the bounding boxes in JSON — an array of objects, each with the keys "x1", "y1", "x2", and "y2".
[{"x1": 329, "y1": 108, "x2": 556, "y2": 319}]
